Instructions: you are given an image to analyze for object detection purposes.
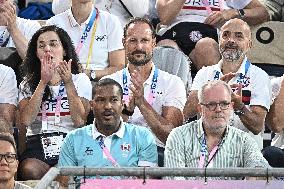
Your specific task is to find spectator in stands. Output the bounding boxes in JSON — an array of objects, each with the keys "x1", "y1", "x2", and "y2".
[
  {"x1": 156, "y1": 0, "x2": 270, "y2": 75},
  {"x1": 165, "y1": 80, "x2": 269, "y2": 179},
  {"x1": 59, "y1": 78, "x2": 157, "y2": 168},
  {"x1": 0, "y1": 0, "x2": 41, "y2": 59},
  {"x1": 52, "y1": 0, "x2": 149, "y2": 26},
  {"x1": 104, "y1": 17, "x2": 187, "y2": 167},
  {"x1": 262, "y1": 76, "x2": 284, "y2": 167},
  {"x1": 46, "y1": 0, "x2": 125, "y2": 81},
  {"x1": 260, "y1": 0, "x2": 284, "y2": 21},
  {"x1": 17, "y1": 25, "x2": 92, "y2": 180},
  {"x1": 0, "y1": 132, "x2": 32, "y2": 189},
  {"x1": 0, "y1": 64, "x2": 17, "y2": 125},
  {"x1": 183, "y1": 18, "x2": 271, "y2": 149}
]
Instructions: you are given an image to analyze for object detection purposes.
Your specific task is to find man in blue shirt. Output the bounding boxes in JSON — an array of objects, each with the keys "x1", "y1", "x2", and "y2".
[{"x1": 58, "y1": 78, "x2": 157, "y2": 168}]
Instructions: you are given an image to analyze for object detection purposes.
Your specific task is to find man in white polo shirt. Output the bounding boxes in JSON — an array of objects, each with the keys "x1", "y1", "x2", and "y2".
[
  {"x1": 46, "y1": 0, "x2": 125, "y2": 81},
  {"x1": 104, "y1": 18, "x2": 187, "y2": 166}
]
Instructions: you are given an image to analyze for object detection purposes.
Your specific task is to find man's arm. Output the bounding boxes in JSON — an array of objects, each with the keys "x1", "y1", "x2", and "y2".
[
  {"x1": 204, "y1": 0, "x2": 270, "y2": 27},
  {"x1": 266, "y1": 78, "x2": 284, "y2": 133},
  {"x1": 0, "y1": 104, "x2": 16, "y2": 125},
  {"x1": 183, "y1": 90, "x2": 199, "y2": 121},
  {"x1": 157, "y1": 0, "x2": 186, "y2": 25}
]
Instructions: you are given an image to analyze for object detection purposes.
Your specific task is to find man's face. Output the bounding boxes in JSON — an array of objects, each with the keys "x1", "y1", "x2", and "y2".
[
  {"x1": 124, "y1": 22, "x2": 155, "y2": 66},
  {"x1": 0, "y1": 140, "x2": 18, "y2": 183},
  {"x1": 198, "y1": 85, "x2": 233, "y2": 134},
  {"x1": 91, "y1": 85, "x2": 123, "y2": 132},
  {"x1": 219, "y1": 19, "x2": 252, "y2": 62}
]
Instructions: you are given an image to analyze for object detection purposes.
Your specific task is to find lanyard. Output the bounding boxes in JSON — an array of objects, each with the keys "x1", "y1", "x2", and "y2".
[
  {"x1": 0, "y1": 30, "x2": 10, "y2": 47},
  {"x1": 198, "y1": 134, "x2": 222, "y2": 168},
  {"x1": 75, "y1": 8, "x2": 99, "y2": 69},
  {"x1": 214, "y1": 59, "x2": 251, "y2": 84},
  {"x1": 202, "y1": 0, "x2": 224, "y2": 15},
  {"x1": 122, "y1": 67, "x2": 159, "y2": 105},
  {"x1": 42, "y1": 82, "x2": 65, "y2": 130},
  {"x1": 98, "y1": 136, "x2": 120, "y2": 167}
]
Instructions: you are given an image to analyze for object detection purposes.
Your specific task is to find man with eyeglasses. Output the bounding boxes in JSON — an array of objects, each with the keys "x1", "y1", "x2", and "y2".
[
  {"x1": 183, "y1": 18, "x2": 271, "y2": 149},
  {"x1": 165, "y1": 80, "x2": 269, "y2": 179},
  {"x1": 0, "y1": 132, "x2": 31, "y2": 189}
]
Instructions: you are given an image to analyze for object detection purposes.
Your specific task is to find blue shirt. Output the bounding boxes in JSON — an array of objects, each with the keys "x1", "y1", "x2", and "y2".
[{"x1": 58, "y1": 122, "x2": 158, "y2": 167}]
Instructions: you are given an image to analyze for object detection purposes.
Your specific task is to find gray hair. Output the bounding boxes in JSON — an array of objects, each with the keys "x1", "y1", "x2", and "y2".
[{"x1": 198, "y1": 80, "x2": 232, "y2": 103}]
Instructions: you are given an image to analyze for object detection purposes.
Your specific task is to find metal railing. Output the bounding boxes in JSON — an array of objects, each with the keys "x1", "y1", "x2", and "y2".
[{"x1": 35, "y1": 167, "x2": 284, "y2": 189}]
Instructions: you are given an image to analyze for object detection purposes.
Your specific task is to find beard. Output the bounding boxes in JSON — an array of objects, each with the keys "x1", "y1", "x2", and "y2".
[
  {"x1": 220, "y1": 43, "x2": 245, "y2": 62},
  {"x1": 127, "y1": 50, "x2": 152, "y2": 66}
]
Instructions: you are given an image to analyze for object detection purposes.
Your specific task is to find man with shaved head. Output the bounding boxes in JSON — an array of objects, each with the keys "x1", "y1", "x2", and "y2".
[{"x1": 184, "y1": 18, "x2": 271, "y2": 149}]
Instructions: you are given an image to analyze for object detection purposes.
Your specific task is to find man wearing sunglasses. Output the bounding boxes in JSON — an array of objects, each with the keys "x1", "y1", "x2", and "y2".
[
  {"x1": 165, "y1": 80, "x2": 269, "y2": 179},
  {"x1": 0, "y1": 132, "x2": 31, "y2": 189}
]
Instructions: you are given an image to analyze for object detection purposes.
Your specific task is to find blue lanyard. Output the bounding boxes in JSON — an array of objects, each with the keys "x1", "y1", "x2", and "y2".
[
  {"x1": 76, "y1": 8, "x2": 98, "y2": 54},
  {"x1": 213, "y1": 59, "x2": 251, "y2": 84},
  {"x1": 122, "y1": 67, "x2": 159, "y2": 105},
  {"x1": 0, "y1": 30, "x2": 10, "y2": 47}
]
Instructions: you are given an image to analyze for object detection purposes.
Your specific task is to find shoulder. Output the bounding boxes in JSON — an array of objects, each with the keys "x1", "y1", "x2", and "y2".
[
  {"x1": 15, "y1": 181, "x2": 33, "y2": 189},
  {"x1": 0, "y1": 64, "x2": 15, "y2": 74},
  {"x1": 158, "y1": 69, "x2": 184, "y2": 85},
  {"x1": 47, "y1": 11, "x2": 69, "y2": 23},
  {"x1": 16, "y1": 17, "x2": 41, "y2": 28},
  {"x1": 72, "y1": 73, "x2": 90, "y2": 82},
  {"x1": 66, "y1": 124, "x2": 92, "y2": 140}
]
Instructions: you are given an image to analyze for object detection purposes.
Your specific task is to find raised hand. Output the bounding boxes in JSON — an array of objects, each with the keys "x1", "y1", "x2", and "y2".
[
  {"x1": 220, "y1": 72, "x2": 237, "y2": 83},
  {"x1": 41, "y1": 52, "x2": 57, "y2": 85},
  {"x1": 57, "y1": 59, "x2": 72, "y2": 84},
  {"x1": 129, "y1": 69, "x2": 145, "y2": 106},
  {"x1": 231, "y1": 83, "x2": 244, "y2": 110},
  {"x1": 0, "y1": 0, "x2": 17, "y2": 31}
]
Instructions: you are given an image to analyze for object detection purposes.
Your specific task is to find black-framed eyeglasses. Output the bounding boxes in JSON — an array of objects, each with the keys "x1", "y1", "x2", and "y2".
[
  {"x1": 0, "y1": 153, "x2": 17, "y2": 163},
  {"x1": 200, "y1": 101, "x2": 231, "y2": 111}
]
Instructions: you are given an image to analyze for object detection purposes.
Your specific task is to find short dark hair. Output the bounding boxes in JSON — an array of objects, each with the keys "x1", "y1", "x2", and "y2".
[
  {"x1": 123, "y1": 17, "x2": 156, "y2": 39},
  {"x1": 93, "y1": 78, "x2": 123, "y2": 99},
  {"x1": 0, "y1": 133, "x2": 17, "y2": 153}
]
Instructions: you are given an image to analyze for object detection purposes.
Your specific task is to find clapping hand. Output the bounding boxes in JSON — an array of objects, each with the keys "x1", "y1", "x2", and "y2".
[
  {"x1": 41, "y1": 52, "x2": 57, "y2": 85},
  {"x1": 57, "y1": 59, "x2": 72, "y2": 84}
]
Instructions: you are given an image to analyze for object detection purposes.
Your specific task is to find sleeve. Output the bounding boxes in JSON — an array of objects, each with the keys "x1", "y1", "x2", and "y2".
[
  {"x1": 270, "y1": 76, "x2": 283, "y2": 103},
  {"x1": 0, "y1": 68, "x2": 18, "y2": 105},
  {"x1": 164, "y1": 128, "x2": 186, "y2": 168},
  {"x1": 164, "y1": 76, "x2": 186, "y2": 111},
  {"x1": 249, "y1": 69, "x2": 272, "y2": 111},
  {"x1": 106, "y1": 14, "x2": 124, "y2": 52},
  {"x1": 121, "y1": 0, "x2": 149, "y2": 17},
  {"x1": 21, "y1": 19, "x2": 41, "y2": 42},
  {"x1": 226, "y1": 0, "x2": 252, "y2": 9},
  {"x1": 259, "y1": 0, "x2": 283, "y2": 21},
  {"x1": 52, "y1": 0, "x2": 71, "y2": 15},
  {"x1": 137, "y1": 127, "x2": 158, "y2": 167},
  {"x1": 58, "y1": 132, "x2": 78, "y2": 166},
  {"x1": 76, "y1": 73, "x2": 92, "y2": 101},
  {"x1": 190, "y1": 67, "x2": 208, "y2": 91},
  {"x1": 243, "y1": 133, "x2": 270, "y2": 168},
  {"x1": 18, "y1": 80, "x2": 32, "y2": 102}
]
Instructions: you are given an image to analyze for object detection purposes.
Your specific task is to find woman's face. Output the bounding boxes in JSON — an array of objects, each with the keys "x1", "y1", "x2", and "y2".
[{"x1": 36, "y1": 31, "x2": 65, "y2": 66}]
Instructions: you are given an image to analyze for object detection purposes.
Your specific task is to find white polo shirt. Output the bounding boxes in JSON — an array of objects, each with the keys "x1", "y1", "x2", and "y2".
[
  {"x1": 46, "y1": 8, "x2": 124, "y2": 71},
  {"x1": 191, "y1": 57, "x2": 272, "y2": 149},
  {"x1": 104, "y1": 64, "x2": 187, "y2": 147},
  {"x1": 0, "y1": 17, "x2": 41, "y2": 47},
  {"x1": 0, "y1": 64, "x2": 18, "y2": 106}
]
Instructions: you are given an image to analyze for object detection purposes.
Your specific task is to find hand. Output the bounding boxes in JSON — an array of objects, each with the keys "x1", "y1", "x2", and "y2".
[
  {"x1": 220, "y1": 72, "x2": 237, "y2": 83},
  {"x1": 58, "y1": 59, "x2": 72, "y2": 84},
  {"x1": 0, "y1": 1, "x2": 17, "y2": 31},
  {"x1": 231, "y1": 83, "x2": 244, "y2": 110},
  {"x1": 129, "y1": 69, "x2": 145, "y2": 106},
  {"x1": 41, "y1": 53, "x2": 57, "y2": 85},
  {"x1": 204, "y1": 9, "x2": 236, "y2": 28},
  {"x1": 83, "y1": 69, "x2": 91, "y2": 79}
]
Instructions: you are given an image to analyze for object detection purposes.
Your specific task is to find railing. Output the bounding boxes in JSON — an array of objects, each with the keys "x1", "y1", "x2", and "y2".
[{"x1": 35, "y1": 167, "x2": 284, "y2": 189}]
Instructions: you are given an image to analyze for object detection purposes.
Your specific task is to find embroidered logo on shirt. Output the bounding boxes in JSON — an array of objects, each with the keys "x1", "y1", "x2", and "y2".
[
  {"x1": 95, "y1": 35, "x2": 107, "y2": 41},
  {"x1": 121, "y1": 143, "x2": 131, "y2": 158},
  {"x1": 85, "y1": 147, "x2": 94, "y2": 155},
  {"x1": 189, "y1": 30, "x2": 202, "y2": 42}
]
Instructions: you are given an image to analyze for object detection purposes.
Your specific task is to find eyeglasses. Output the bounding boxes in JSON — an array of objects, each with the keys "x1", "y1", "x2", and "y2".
[
  {"x1": 200, "y1": 101, "x2": 231, "y2": 111},
  {"x1": 0, "y1": 153, "x2": 17, "y2": 163}
]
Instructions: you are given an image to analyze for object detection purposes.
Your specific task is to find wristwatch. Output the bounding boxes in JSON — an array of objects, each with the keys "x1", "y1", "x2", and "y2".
[
  {"x1": 238, "y1": 9, "x2": 245, "y2": 19},
  {"x1": 90, "y1": 70, "x2": 96, "y2": 81}
]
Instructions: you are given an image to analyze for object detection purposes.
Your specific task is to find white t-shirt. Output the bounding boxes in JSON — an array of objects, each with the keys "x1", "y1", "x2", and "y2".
[
  {"x1": 191, "y1": 57, "x2": 272, "y2": 149},
  {"x1": 46, "y1": 8, "x2": 124, "y2": 71},
  {"x1": 104, "y1": 64, "x2": 187, "y2": 147},
  {"x1": 19, "y1": 73, "x2": 92, "y2": 136},
  {"x1": 0, "y1": 17, "x2": 41, "y2": 47},
  {"x1": 51, "y1": 0, "x2": 149, "y2": 26},
  {"x1": 157, "y1": 0, "x2": 252, "y2": 35},
  {"x1": 0, "y1": 64, "x2": 18, "y2": 106},
  {"x1": 270, "y1": 76, "x2": 284, "y2": 149}
]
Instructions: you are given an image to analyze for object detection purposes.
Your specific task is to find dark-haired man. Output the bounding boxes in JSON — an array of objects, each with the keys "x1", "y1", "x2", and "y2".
[{"x1": 103, "y1": 18, "x2": 187, "y2": 166}]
